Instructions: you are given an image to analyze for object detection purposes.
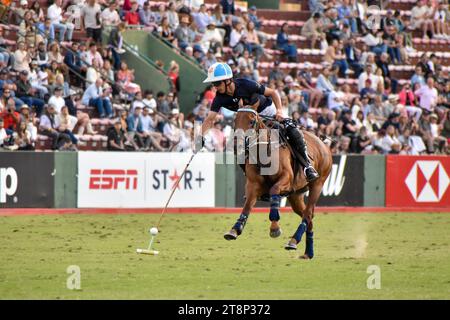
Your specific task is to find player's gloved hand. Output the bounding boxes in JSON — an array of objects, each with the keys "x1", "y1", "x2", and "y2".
[{"x1": 275, "y1": 111, "x2": 285, "y2": 122}]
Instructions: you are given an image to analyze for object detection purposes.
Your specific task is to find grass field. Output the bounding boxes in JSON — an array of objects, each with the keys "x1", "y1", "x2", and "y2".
[{"x1": 1, "y1": 212, "x2": 450, "y2": 299}]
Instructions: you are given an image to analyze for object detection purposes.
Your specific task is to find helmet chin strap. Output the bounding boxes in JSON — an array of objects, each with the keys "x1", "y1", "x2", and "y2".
[{"x1": 225, "y1": 79, "x2": 234, "y2": 95}]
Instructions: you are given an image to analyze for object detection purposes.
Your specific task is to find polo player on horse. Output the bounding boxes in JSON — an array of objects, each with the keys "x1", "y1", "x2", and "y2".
[{"x1": 196, "y1": 62, "x2": 319, "y2": 182}]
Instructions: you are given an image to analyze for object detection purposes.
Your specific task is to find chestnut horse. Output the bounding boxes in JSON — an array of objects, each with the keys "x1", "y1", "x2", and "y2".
[{"x1": 224, "y1": 107, "x2": 333, "y2": 259}]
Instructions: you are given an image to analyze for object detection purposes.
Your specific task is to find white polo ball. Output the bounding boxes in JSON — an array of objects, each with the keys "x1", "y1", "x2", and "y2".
[{"x1": 149, "y1": 227, "x2": 159, "y2": 236}]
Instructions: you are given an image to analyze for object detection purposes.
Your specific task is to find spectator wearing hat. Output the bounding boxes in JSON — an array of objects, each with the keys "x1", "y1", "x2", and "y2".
[
  {"x1": 82, "y1": 78, "x2": 114, "y2": 118},
  {"x1": 199, "y1": 21, "x2": 223, "y2": 56},
  {"x1": 12, "y1": 0, "x2": 29, "y2": 25},
  {"x1": 276, "y1": 23, "x2": 298, "y2": 62},
  {"x1": 16, "y1": 70, "x2": 45, "y2": 117}
]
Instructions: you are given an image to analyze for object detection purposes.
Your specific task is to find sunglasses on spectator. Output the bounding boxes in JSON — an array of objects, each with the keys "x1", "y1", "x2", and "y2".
[
  {"x1": 212, "y1": 81, "x2": 223, "y2": 87},
  {"x1": 3, "y1": 91, "x2": 10, "y2": 94}
]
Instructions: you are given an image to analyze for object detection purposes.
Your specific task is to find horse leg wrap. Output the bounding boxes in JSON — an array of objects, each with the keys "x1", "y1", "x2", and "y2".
[
  {"x1": 293, "y1": 218, "x2": 308, "y2": 243},
  {"x1": 233, "y1": 213, "x2": 249, "y2": 235},
  {"x1": 269, "y1": 195, "x2": 281, "y2": 222},
  {"x1": 305, "y1": 231, "x2": 314, "y2": 258}
]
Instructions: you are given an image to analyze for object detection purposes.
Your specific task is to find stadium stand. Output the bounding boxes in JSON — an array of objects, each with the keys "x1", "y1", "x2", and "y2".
[{"x1": 0, "y1": 0, "x2": 448, "y2": 155}]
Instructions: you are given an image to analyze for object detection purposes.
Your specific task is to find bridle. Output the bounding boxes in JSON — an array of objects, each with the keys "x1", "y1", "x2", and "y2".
[{"x1": 235, "y1": 108, "x2": 272, "y2": 165}]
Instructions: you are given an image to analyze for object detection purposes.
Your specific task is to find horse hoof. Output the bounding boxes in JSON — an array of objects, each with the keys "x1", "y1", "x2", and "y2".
[
  {"x1": 284, "y1": 242, "x2": 297, "y2": 250},
  {"x1": 269, "y1": 228, "x2": 282, "y2": 238},
  {"x1": 224, "y1": 230, "x2": 238, "y2": 241},
  {"x1": 299, "y1": 254, "x2": 312, "y2": 260}
]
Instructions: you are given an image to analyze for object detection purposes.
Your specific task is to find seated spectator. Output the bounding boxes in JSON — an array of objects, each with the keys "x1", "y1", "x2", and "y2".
[
  {"x1": 117, "y1": 62, "x2": 141, "y2": 97},
  {"x1": 415, "y1": 77, "x2": 438, "y2": 114},
  {"x1": 9, "y1": 121, "x2": 34, "y2": 150},
  {"x1": 302, "y1": 12, "x2": 325, "y2": 50},
  {"x1": 82, "y1": 78, "x2": 113, "y2": 118},
  {"x1": 344, "y1": 38, "x2": 363, "y2": 78},
  {"x1": 174, "y1": 15, "x2": 194, "y2": 50},
  {"x1": 19, "y1": 104, "x2": 37, "y2": 145},
  {"x1": 410, "y1": 0, "x2": 435, "y2": 39},
  {"x1": 139, "y1": 1, "x2": 158, "y2": 30},
  {"x1": 48, "y1": 86, "x2": 66, "y2": 114},
  {"x1": 0, "y1": 27, "x2": 15, "y2": 68},
  {"x1": 39, "y1": 104, "x2": 71, "y2": 150},
  {"x1": 28, "y1": 60, "x2": 48, "y2": 99},
  {"x1": 1, "y1": 99, "x2": 20, "y2": 134},
  {"x1": 16, "y1": 70, "x2": 45, "y2": 117},
  {"x1": 154, "y1": 3, "x2": 167, "y2": 25},
  {"x1": 315, "y1": 66, "x2": 335, "y2": 98},
  {"x1": 56, "y1": 105, "x2": 79, "y2": 147},
  {"x1": 324, "y1": 39, "x2": 348, "y2": 78},
  {"x1": 200, "y1": 22, "x2": 223, "y2": 56},
  {"x1": 107, "y1": 119, "x2": 127, "y2": 151},
  {"x1": 167, "y1": 2, "x2": 179, "y2": 30},
  {"x1": 86, "y1": 58, "x2": 102, "y2": 85},
  {"x1": 140, "y1": 106, "x2": 166, "y2": 151},
  {"x1": 158, "y1": 17, "x2": 177, "y2": 44},
  {"x1": 48, "y1": 43, "x2": 65, "y2": 65},
  {"x1": 126, "y1": 105, "x2": 148, "y2": 150},
  {"x1": 124, "y1": 1, "x2": 140, "y2": 25},
  {"x1": 244, "y1": 21, "x2": 263, "y2": 62},
  {"x1": 381, "y1": 124, "x2": 401, "y2": 154},
  {"x1": 47, "y1": 0, "x2": 74, "y2": 44},
  {"x1": 13, "y1": 41, "x2": 31, "y2": 73},
  {"x1": 192, "y1": 4, "x2": 212, "y2": 33},
  {"x1": 142, "y1": 89, "x2": 157, "y2": 110},
  {"x1": 276, "y1": 23, "x2": 298, "y2": 62},
  {"x1": 398, "y1": 83, "x2": 422, "y2": 122},
  {"x1": 357, "y1": 64, "x2": 378, "y2": 93}
]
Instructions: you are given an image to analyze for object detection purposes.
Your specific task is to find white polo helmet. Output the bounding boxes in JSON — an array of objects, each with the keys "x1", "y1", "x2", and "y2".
[{"x1": 203, "y1": 62, "x2": 233, "y2": 83}]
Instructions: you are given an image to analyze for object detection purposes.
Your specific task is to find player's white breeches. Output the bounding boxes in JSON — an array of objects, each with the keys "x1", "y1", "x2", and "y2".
[{"x1": 258, "y1": 102, "x2": 277, "y2": 117}]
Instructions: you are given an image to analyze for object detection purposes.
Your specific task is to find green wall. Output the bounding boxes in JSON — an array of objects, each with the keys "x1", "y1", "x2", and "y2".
[
  {"x1": 53, "y1": 152, "x2": 78, "y2": 208},
  {"x1": 363, "y1": 155, "x2": 386, "y2": 207},
  {"x1": 215, "y1": 153, "x2": 236, "y2": 207},
  {"x1": 123, "y1": 30, "x2": 207, "y2": 114},
  {"x1": 121, "y1": 42, "x2": 172, "y2": 97},
  {"x1": 247, "y1": 0, "x2": 279, "y2": 9}
]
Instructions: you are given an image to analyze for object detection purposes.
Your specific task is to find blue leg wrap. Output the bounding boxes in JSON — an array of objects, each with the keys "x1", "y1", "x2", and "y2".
[
  {"x1": 293, "y1": 218, "x2": 308, "y2": 243},
  {"x1": 269, "y1": 195, "x2": 281, "y2": 222},
  {"x1": 305, "y1": 231, "x2": 314, "y2": 258},
  {"x1": 233, "y1": 213, "x2": 248, "y2": 235}
]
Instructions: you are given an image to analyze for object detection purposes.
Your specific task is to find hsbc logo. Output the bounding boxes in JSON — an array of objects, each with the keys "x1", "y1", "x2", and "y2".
[
  {"x1": 89, "y1": 169, "x2": 138, "y2": 190},
  {"x1": 405, "y1": 161, "x2": 449, "y2": 202},
  {"x1": 0, "y1": 167, "x2": 18, "y2": 203}
]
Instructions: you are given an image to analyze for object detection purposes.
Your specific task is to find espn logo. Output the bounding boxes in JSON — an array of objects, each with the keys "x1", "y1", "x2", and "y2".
[
  {"x1": 0, "y1": 167, "x2": 18, "y2": 203},
  {"x1": 89, "y1": 169, "x2": 138, "y2": 190}
]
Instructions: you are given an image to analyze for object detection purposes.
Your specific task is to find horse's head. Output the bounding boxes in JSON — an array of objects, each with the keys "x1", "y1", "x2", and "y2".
[{"x1": 234, "y1": 106, "x2": 259, "y2": 131}]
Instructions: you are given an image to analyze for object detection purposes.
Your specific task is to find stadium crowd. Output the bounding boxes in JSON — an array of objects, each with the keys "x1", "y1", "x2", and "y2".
[{"x1": 0, "y1": 0, "x2": 449, "y2": 155}]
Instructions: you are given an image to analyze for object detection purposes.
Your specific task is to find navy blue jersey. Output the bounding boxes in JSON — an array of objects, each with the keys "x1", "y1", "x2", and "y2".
[{"x1": 210, "y1": 78, "x2": 273, "y2": 113}]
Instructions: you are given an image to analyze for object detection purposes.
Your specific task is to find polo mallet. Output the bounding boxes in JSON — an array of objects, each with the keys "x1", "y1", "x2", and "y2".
[{"x1": 136, "y1": 152, "x2": 199, "y2": 255}]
